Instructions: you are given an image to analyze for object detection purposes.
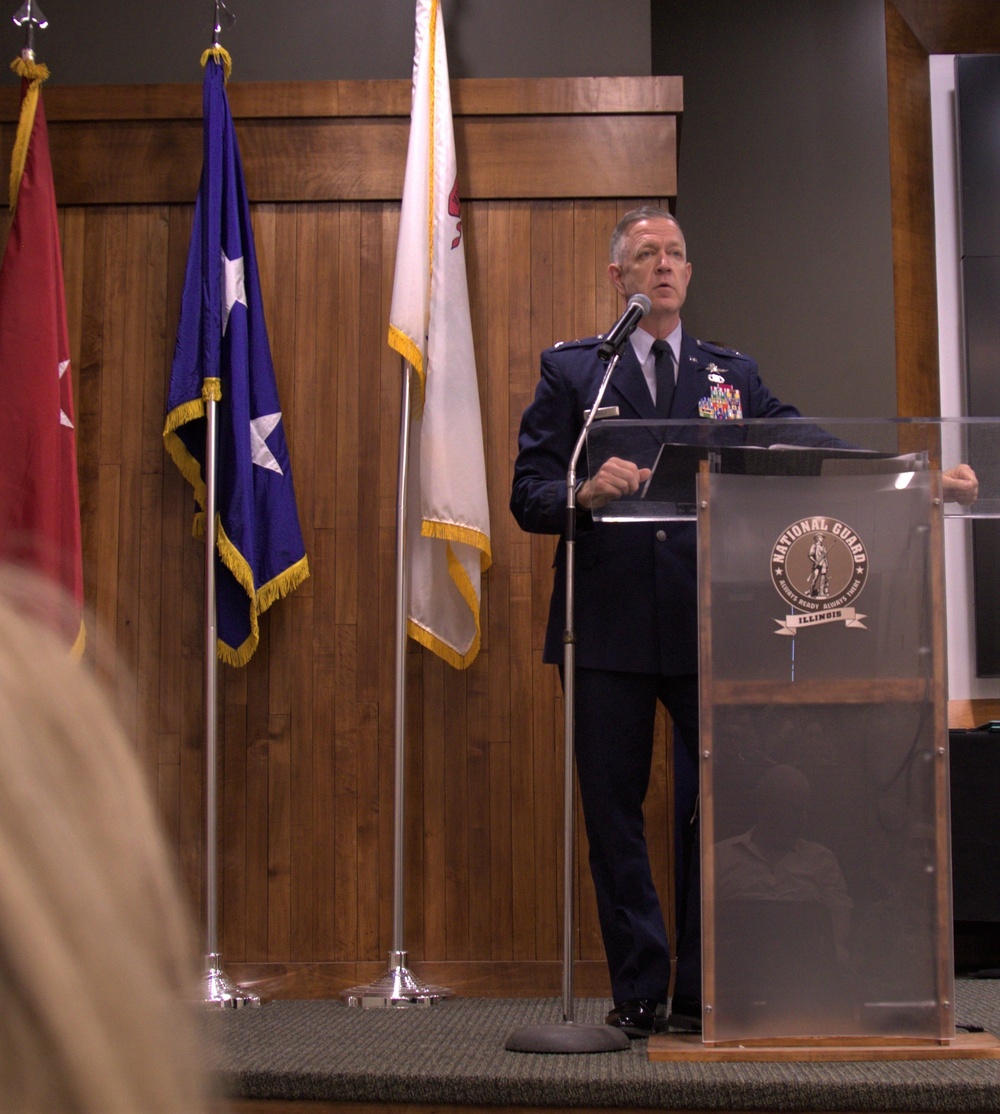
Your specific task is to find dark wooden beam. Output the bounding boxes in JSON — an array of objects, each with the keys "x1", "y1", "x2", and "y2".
[
  {"x1": 890, "y1": 0, "x2": 1000, "y2": 54},
  {"x1": 885, "y1": 0, "x2": 941, "y2": 417}
]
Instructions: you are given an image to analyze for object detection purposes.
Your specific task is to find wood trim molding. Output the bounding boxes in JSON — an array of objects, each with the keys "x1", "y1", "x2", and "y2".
[
  {"x1": 888, "y1": 0, "x2": 1000, "y2": 54},
  {"x1": 0, "y1": 77, "x2": 680, "y2": 205},
  {"x1": 0, "y1": 74, "x2": 682, "y2": 121},
  {"x1": 224, "y1": 960, "x2": 613, "y2": 1001}
]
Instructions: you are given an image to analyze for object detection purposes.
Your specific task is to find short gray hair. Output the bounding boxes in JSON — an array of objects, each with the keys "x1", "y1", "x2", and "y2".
[{"x1": 609, "y1": 206, "x2": 684, "y2": 267}]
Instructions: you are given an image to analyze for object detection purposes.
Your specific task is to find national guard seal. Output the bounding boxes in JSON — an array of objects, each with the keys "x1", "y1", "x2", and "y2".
[{"x1": 770, "y1": 516, "x2": 869, "y2": 635}]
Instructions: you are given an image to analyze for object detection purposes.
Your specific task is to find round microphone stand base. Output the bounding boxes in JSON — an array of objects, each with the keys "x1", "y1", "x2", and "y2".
[{"x1": 505, "y1": 1021, "x2": 630, "y2": 1054}]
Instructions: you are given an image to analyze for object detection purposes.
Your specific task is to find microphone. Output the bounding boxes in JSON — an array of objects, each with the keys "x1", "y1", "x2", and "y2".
[{"x1": 597, "y1": 293, "x2": 652, "y2": 359}]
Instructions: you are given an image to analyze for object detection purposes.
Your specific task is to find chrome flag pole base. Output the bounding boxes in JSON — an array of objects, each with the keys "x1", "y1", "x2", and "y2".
[
  {"x1": 341, "y1": 951, "x2": 453, "y2": 1009},
  {"x1": 203, "y1": 953, "x2": 262, "y2": 1009}
]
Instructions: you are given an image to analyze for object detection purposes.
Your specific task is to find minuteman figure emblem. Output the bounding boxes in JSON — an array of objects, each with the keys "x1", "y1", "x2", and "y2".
[{"x1": 770, "y1": 516, "x2": 870, "y2": 635}]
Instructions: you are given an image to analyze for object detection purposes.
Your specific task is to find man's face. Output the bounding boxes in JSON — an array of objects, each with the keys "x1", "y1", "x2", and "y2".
[{"x1": 608, "y1": 217, "x2": 691, "y2": 330}]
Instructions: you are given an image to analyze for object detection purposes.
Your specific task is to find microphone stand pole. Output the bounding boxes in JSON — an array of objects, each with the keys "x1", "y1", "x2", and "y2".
[{"x1": 506, "y1": 350, "x2": 630, "y2": 1053}]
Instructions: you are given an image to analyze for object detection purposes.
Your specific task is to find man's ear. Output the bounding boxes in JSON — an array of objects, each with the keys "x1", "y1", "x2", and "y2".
[{"x1": 608, "y1": 262, "x2": 626, "y2": 297}]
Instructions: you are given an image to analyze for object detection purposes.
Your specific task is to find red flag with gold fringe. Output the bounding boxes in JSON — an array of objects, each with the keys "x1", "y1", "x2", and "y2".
[{"x1": 0, "y1": 55, "x2": 84, "y2": 652}]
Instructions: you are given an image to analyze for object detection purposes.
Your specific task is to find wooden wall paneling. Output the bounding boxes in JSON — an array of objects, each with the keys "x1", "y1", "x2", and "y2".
[
  {"x1": 241, "y1": 638, "x2": 269, "y2": 963},
  {"x1": 310, "y1": 205, "x2": 341, "y2": 961},
  {"x1": 486, "y1": 200, "x2": 515, "y2": 961},
  {"x1": 222, "y1": 700, "x2": 249, "y2": 961},
  {"x1": 312, "y1": 208, "x2": 340, "y2": 539},
  {"x1": 357, "y1": 681, "x2": 382, "y2": 961},
  {"x1": 466, "y1": 648, "x2": 492, "y2": 959},
  {"x1": 26, "y1": 115, "x2": 677, "y2": 206},
  {"x1": 288, "y1": 207, "x2": 319, "y2": 563},
  {"x1": 333, "y1": 623, "x2": 360, "y2": 961},
  {"x1": 443, "y1": 661, "x2": 470, "y2": 960},
  {"x1": 266, "y1": 708, "x2": 292, "y2": 959},
  {"x1": 160, "y1": 207, "x2": 197, "y2": 913},
  {"x1": 59, "y1": 207, "x2": 84, "y2": 439},
  {"x1": 76, "y1": 210, "x2": 105, "y2": 625},
  {"x1": 94, "y1": 210, "x2": 126, "y2": 693},
  {"x1": 178, "y1": 590, "x2": 206, "y2": 924},
  {"x1": 885, "y1": 0, "x2": 941, "y2": 419},
  {"x1": 1, "y1": 75, "x2": 682, "y2": 124},
  {"x1": 356, "y1": 204, "x2": 384, "y2": 707},
  {"x1": 421, "y1": 653, "x2": 447, "y2": 958},
  {"x1": 135, "y1": 208, "x2": 169, "y2": 779},
  {"x1": 290, "y1": 591, "x2": 317, "y2": 961},
  {"x1": 116, "y1": 209, "x2": 153, "y2": 751},
  {"x1": 137, "y1": 457, "x2": 164, "y2": 778},
  {"x1": 283, "y1": 206, "x2": 319, "y2": 963},
  {"x1": 504, "y1": 203, "x2": 540, "y2": 963},
  {"x1": 333, "y1": 204, "x2": 360, "y2": 627},
  {"x1": 403, "y1": 644, "x2": 427, "y2": 959},
  {"x1": 1, "y1": 77, "x2": 681, "y2": 995},
  {"x1": 156, "y1": 205, "x2": 192, "y2": 839},
  {"x1": 523, "y1": 203, "x2": 561, "y2": 966},
  {"x1": 312, "y1": 652, "x2": 337, "y2": 959}
]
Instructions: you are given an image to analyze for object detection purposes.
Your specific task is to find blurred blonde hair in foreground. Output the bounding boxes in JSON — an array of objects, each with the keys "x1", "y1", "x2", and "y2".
[{"x1": 0, "y1": 569, "x2": 208, "y2": 1112}]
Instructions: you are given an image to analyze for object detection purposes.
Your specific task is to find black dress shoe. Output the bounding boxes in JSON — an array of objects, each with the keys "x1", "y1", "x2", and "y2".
[
  {"x1": 666, "y1": 994, "x2": 702, "y2": 1033},
  {"x1": 605, "y1": 997, "x2": 668, "y2": 1038}
]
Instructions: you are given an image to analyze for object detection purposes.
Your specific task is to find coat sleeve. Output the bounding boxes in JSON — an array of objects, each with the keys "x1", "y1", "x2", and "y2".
[{"x1": 510, "y1": 348, "x2": 588, "y2": 536}]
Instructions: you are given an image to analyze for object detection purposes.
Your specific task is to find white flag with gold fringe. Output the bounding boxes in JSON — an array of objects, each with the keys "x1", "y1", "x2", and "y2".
[{"x1": 388, "y1": 0, "x2": 491, "y2": 669}]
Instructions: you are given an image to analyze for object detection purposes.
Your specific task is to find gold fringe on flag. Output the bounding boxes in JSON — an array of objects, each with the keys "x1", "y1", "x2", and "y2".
[
  {"x1": 200, "y1": 45, "x2": 232, "y2": 82},
  {"x1": 215, "y1": 518, "x2": 310, "y2": 667},
  {"x1": 7, "y1": 54, "x2": 49, "y2": 213}
]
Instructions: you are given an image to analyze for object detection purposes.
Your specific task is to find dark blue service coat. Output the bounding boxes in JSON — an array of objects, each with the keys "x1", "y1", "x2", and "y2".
[{"x1": 510, "y1": 329, "x2": 806, "y2": 676}]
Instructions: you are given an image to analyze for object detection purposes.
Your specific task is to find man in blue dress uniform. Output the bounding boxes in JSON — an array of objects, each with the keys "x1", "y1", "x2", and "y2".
[{"x1": 510, "y1": 206, "x2": 976, "y2": 1037}]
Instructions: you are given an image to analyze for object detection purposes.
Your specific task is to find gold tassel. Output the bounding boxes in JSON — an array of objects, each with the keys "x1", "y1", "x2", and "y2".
[
  {"x1": 7, "y1": 55, "x2": 49, "y2": 212},
  {"x1": 200, "y1": 45, "x2": 232, "y2": 83}
]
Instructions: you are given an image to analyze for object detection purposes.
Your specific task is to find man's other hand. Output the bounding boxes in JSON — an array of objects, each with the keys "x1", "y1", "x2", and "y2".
[{"x1": 578, "y1": 457, "x2": 652, "y2": 510}]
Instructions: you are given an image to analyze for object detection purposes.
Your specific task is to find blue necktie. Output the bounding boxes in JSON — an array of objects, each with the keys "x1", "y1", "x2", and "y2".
[{"x1": 652, "y1": 339, "x2": 675, "y2": 417}]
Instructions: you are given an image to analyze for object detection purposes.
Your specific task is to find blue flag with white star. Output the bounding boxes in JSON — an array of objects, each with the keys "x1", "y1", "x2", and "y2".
[{"x1": 164, "y1": 48, "x2": 309, "y2": 666}]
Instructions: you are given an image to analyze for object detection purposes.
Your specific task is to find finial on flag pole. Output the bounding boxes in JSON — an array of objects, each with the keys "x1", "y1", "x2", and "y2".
[
  {"x1": 11, "y1": 0, "x2": 47, "y2": 60},
  {"x1": 212, "y1": 0, "x2": 235, "y2": 46}
]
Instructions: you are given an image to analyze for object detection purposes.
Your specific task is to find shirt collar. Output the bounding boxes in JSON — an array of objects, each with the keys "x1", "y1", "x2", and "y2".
[{"x1": 630, "y1": 320, "x2": 683, "y2": 366}]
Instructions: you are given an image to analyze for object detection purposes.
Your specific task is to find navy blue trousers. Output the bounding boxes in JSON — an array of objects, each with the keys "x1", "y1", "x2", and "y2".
[{"x1": 572, "y1": 668, "x2": 701, "y2": 1006}]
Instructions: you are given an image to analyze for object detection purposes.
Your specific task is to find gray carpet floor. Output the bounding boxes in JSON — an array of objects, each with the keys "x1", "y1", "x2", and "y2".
[{"x1": 206, "y1": 979, "x2": 1000, "y2": 1110}]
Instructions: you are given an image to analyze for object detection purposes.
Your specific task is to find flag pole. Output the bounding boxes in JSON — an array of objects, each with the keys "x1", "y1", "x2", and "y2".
[
  {"x1": 341, "y1": 359, "x2": 452, "y2": 1008},
  {"x1": 198, "y1": 1, "x2": 257, "y2": 1009},
  {"x1": 12, "y1": 0, "x2": 46, "y2": 58},
  {"x1": 201, "y1": 389, "x2": 260, "y2": 1008}
]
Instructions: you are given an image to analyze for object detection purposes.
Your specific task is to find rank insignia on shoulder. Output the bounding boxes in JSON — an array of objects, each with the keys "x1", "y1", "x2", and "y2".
[
  {"x1": 697, "y1": 339, "x2": 743, "y2": 357},
  {"x1": 552, "y1": 335, "x2": 599, "y2": 351}
]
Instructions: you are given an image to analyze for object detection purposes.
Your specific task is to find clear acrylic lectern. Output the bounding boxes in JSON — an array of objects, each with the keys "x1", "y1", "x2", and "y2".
[{"x1": 585, "y1": 417, "x2": 1000, "y2": 1051}]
